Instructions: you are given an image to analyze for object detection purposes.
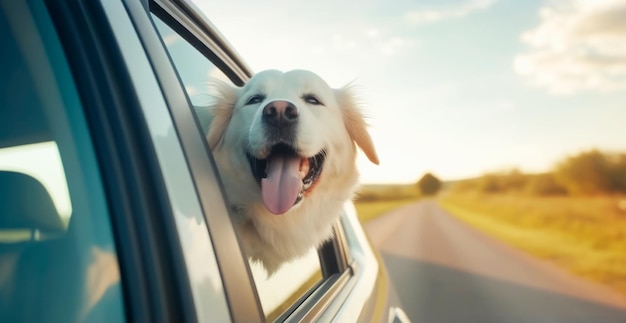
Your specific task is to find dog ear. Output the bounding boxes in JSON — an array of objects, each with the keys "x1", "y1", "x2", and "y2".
[
  {"x1": 205, "y1": 79, "x2": 238, "y2": 149},
  {"x1": 335, "y1": 86, "x2": 379, "y2": 165}
]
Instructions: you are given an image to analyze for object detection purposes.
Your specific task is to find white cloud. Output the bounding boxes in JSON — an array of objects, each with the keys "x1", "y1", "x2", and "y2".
[
  {"x1": 514, "y1": 0, "x2": 626, "y2": 94},
  {"x1": 365, "y1": 28, "x2": 381, "y2": 38},
  {"x1": 405, "y1": 0, "x2": 496, "y2": 24}
]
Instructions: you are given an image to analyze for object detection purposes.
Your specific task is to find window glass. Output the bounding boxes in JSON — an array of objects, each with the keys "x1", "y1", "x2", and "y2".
[
  {"x1": 250, "y1": 247, "x2": 322, "y2": 320},
  {"x1": 151, "y1": 15, "x2": 323, "y2": 319},
  {"x1": 0, "y1": 1, "x2": 124, "y2": 322}
]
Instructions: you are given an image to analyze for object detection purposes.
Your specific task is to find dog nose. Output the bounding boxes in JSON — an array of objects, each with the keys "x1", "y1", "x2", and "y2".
[{"x1": 262, "y1": 100, "x2": 298, "y2": 128}]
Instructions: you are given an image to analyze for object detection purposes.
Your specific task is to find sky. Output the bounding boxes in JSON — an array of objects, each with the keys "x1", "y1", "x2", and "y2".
[{"x1": 195, "y1": 0, "x2": 626, "y2": 184}]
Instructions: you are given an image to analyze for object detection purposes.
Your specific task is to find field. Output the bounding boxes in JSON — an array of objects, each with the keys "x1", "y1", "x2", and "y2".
[
  {"x1": 439, "y1": 192, "x2": 626, "y2": 296},
  {"x1": 354, "y1": 184, "x2": 420, "y2": 223}
]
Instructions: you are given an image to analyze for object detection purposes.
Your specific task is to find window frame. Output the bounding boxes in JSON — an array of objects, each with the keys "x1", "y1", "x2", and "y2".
[{"x1": 127, "y1": 0, "x2": 262, "y2": 321}]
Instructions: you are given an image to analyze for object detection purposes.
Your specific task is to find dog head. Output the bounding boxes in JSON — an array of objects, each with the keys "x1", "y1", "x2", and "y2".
[
  {"x1": 206, "y1": 69, "x2": 378, "y2": 212},
  {"x1": 202, "y1": 69, "x2": 378, "y2": 271}
]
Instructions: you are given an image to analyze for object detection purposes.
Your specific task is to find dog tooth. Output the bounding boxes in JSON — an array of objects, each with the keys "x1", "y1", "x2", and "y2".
[{"x1": 300, "y1": 158, "x2": 310, "y2": 179}]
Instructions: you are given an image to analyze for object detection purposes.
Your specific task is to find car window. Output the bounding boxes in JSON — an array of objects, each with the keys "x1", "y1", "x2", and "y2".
[
  {"x1": 150, "y1": 14, "x2": 324, "y2": 319},
  {"x1": 0, "y1": 1, "x2": 124, "y2": 322},
  {"x1": 250, "y1": 247, "x2": 322, "y2": 320}
]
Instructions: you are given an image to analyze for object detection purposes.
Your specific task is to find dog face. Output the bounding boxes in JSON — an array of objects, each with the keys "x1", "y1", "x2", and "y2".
[{"x1": 203, "y1": 69, "x2": 378, "y2": 272}]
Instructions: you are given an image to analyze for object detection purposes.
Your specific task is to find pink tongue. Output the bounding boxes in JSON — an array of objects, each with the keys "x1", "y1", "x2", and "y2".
[{"x1": 261, "y1": 156, "x2": 303, "y2": 215}]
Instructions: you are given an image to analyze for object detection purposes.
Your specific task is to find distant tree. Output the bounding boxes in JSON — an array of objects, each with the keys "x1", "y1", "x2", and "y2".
[
  {"x1": 607, "y1": 153, "x2": 626, "y2": 193},
  {"x1": 478, "y1": 173, "x2": 503, "y2": 193},
  {"x1": 554, "y1": 150, "x2": 613, "y2": 195},
  {"x1": 500, "y1": 169, "x2": 527, "y2": 192},
  {"x1": 525, "y1": 173, "x2": 567, "y2": 196},
  {"x1": 417, "y1": 172, "x2": 442, "y2": 196}
]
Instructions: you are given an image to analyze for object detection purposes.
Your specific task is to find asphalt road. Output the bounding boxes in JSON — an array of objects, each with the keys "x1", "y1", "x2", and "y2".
[{"x1": 364, "y1": 200, "x2": 626, "y2": 323}]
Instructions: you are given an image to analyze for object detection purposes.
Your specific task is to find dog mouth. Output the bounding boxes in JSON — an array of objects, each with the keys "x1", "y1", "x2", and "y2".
[{"x1": 247, "y1": 144, "x2": 326, "y2": 215}]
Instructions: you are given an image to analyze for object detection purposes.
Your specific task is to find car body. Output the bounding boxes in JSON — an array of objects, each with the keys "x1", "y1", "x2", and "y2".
[{"x1": 0, "y1": 0, "x2": 407, "y2": 321}]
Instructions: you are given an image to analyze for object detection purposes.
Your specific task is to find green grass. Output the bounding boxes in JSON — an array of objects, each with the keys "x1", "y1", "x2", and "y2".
[{"x1": 439, "y1": 193, "x2": 626, "y2": 296}]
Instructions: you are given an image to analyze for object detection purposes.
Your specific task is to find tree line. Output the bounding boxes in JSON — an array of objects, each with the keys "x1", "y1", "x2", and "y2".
[{"x1": 451, "y1": 150, "x2": 626, "y2": 196}]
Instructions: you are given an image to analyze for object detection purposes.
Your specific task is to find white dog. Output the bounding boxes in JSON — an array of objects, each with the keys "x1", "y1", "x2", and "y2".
[{"x1": 198, "y1": 70, "x2": 378, "y2": 274}]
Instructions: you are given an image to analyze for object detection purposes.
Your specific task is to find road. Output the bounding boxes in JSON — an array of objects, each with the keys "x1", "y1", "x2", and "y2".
[{"x1": 364, "y1": 200, "x2": 626, "y2": 323}]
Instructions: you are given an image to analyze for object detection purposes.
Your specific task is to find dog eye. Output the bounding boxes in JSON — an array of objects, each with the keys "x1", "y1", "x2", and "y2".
[
  {"x1": 303, "y1": 95, "x2": 323, "y2": 106},
  {"x1": 245, "y1": 95, "x2": 265, "y2": 105}
]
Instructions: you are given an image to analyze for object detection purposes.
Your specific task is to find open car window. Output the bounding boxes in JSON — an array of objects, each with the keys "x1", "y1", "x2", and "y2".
[{"x1": 149, "y1": 10, "x2": 334, "y2": 320}]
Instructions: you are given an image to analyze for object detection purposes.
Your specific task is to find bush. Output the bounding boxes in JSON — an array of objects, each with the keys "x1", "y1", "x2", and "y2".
[
  {"x1": 478, "y1": 173, "x2": 502, "y2": 193},
  {"x1": 554, "y1": 150, "x2": 625, "y2": 195},
  {"x1": 607, "y1": 154, "x2": 626, "y2": 193},
  {"x1": 449, "y1": 150, "x2": 626, "y2": 196},
  {"x1": 525, "y1": 173, "x2": 567, "y2": 196},
  {"x1": 472, "y1": 169, "x2": 530, "y2": 194}
]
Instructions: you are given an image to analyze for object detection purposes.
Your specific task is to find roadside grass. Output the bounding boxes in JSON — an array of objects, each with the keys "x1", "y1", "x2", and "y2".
[
  {"x1": 354, "y1": 184, "x2": 421, "y2": 223},
  {"x1": 439, "y1": 193, "x2": 626, "y2": 296},
  {"x1": 355, "y1": 198, "x2": 417, "y2": 223}
]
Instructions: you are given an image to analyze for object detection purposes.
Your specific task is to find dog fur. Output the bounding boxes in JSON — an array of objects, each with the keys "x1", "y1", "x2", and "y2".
[{"x1": 198, "y1": 70, "x2": 378, "y2": 274}]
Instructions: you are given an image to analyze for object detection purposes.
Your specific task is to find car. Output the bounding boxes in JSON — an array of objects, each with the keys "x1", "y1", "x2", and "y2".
[{"x1": 0, "y1": 0, "x2": 408, "y2": 322}]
